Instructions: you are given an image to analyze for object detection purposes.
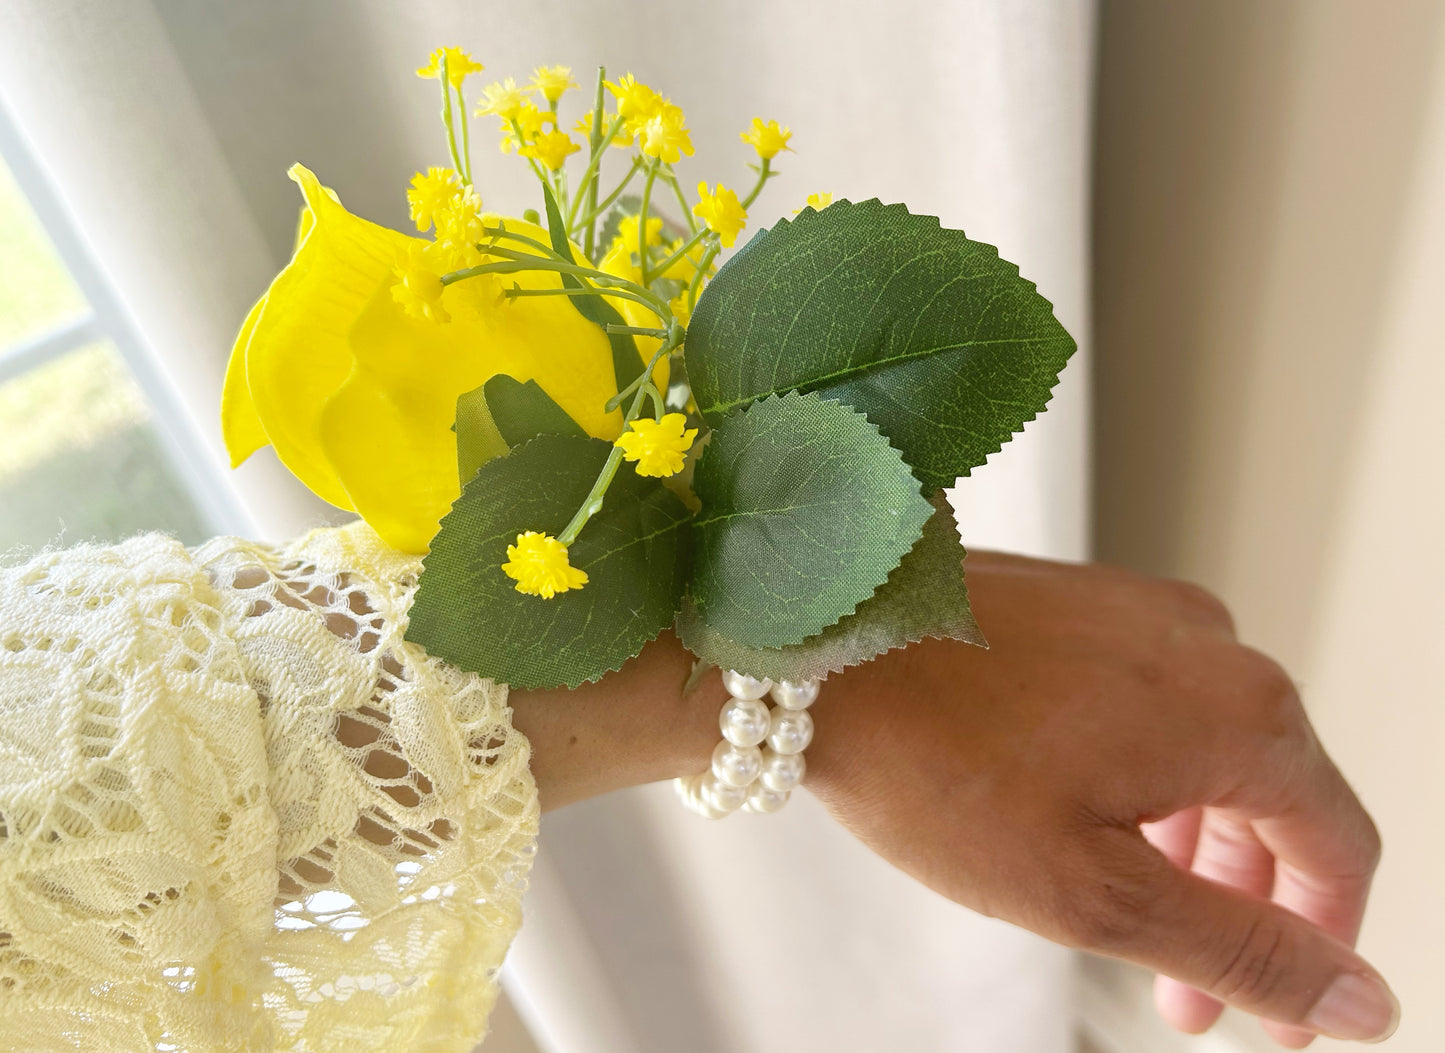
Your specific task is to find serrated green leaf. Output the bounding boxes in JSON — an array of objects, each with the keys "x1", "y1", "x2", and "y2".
[
  {"x1": 685, "y1": 198, "x2": 1076, "y2": 492},
  {"x1": 677, "y1": 495, "x2": 985, "y2": 682},
  {"x1": 542, "y1": 182, "x2": 645, "y2": 398},
  {"x1": 689, "y1": 390, "x2": 931, "y2": 649},
  {"x1": 483, "y1": 375, "x2": 587, "y2": 447},
  {"x1": 455, "y1": 385, "x2": 510, "y2": 487},
  {"x1": 407, "y1": 434, "x2": 692, "y2": 690}
]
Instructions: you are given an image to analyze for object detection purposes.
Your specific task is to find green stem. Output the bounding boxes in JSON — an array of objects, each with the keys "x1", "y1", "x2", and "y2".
[
  {"x1": 651, "y1": 226, "x2": 710, "y2": 280},
  {"x1": 573, "y1": 161, "x2": 641, "y2": 233},
  {"x1": 686, "y1": 243, "x2": 720, "y2": 312},
  {"x1": 510, "y1": 117, "x2": 552, "y2": 189},
  {"x1": 445, "y1": 250, "x2": 670, "y2": 313},
  {"x1": 458, "y1": 87, "x2": 473, "y2": 184},
  {"x1": 503, "y1": 284, "x2": 666, "y2": 317},
  {"x1": 606, "y1": 324, "x2": 670, "y2": 337},
  {"x1": 581, "y1": 66, "x2": 606, "y2": 260},
  {"x1": 480, "y1": 224, "x2": 567, "y2": 260},
  {"x1": 557, "y1": 340, "x2": 675, "y2": 545},
  {"x1": 643, "y1": 381, "x2": 667, "y2": 419},
  {"x1": 661, "y1": 168, "x2": 698, "y2": 234},
  {"x1": 741, "y1": 157, "x2": 774, "y2": 209},
  {"x1": 439, "y1": 57, "x2": 467, "y2": 178},
  {"x1": 638, "y1": 158, "x2": 659, "y2": 286}
]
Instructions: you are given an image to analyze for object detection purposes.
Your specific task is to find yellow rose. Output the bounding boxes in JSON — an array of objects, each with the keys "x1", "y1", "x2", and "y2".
[{"x1": 222, "y1": 164, "x2": 661, "y2": 553}]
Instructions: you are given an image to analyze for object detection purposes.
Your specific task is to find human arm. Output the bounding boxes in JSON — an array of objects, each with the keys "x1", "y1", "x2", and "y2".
[{"x1": 513, "y1": 550, "x2": 1395, "y2": 1047}]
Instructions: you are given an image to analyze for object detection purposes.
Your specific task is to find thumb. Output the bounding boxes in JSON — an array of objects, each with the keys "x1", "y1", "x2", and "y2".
[{"x1": 1067, "y1": 830, "x2": 1399, "y2": 1044}]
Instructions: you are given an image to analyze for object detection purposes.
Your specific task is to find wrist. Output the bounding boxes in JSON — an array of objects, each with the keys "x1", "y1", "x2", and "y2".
[{"x1": 508, "y1": 631, "x2": 723, "y2": 810}]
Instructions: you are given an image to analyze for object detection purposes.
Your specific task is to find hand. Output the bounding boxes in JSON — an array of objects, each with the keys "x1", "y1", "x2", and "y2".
[{"x1": 804, "y1": 550, "x2": 1396, "y2": 1046}]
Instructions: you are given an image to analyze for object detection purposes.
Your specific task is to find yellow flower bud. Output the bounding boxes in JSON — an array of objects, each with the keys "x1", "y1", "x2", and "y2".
[{"x1": 502, "y1": 531, "x2": 588, "y2": 598}]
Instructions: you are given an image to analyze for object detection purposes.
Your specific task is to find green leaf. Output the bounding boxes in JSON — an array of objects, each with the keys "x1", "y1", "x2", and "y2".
[
  {"x1": 407, "y1": 434, "x2": 693, "y2": 690},
  {"x1": 685, "y1": 199, "x2": 1076, "y2": 492},
  {"x1": 677, "y1": 495, "x2": 985, "y2": 682},
  {"x1": 542, "y1": 182, "x2": 645, "y2": 398},
  {"x1": 689, "y1": 390, "x2": 931, "y2": 649},
  {"x1": 483, "y1": 375, "x2": 587, "y2": 447},
  {"x1": 454, "y1": 385, "x2": 509, "y2": 487}
]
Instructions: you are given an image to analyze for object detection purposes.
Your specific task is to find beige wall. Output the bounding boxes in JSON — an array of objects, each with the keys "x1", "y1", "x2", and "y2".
[{"x1": 1095, "y1": 1, "x2": 1445, "y2": 1050}]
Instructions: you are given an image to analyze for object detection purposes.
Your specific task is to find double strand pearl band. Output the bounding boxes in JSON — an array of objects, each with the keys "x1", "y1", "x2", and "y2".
[{"x1": 675, "y1": 670, "x2": 820, "y2": 818}]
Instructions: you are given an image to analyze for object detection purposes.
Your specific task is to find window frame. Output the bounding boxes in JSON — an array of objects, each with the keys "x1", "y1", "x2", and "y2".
[{"x1": 0, "y1": 100, "x2": 253, "y2": 539}]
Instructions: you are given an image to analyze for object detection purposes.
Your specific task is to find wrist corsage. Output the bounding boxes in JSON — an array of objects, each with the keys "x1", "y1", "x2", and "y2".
[{"x1": 222, "y1": 50, "x2": 1075, "y2": 815}]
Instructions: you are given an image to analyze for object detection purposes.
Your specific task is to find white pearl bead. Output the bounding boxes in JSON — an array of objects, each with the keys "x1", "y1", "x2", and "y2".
[
  {"x1": 767, "y1": 707, "x2": 813, "y2": 755},
  {"x1": 770, "y1": 679, "x2": 820, "y2": 710},
  {"x1": 722, "y1": 669, "x2": 773, "y2": 700},
  {"x1": 712, "y1": 740, "x2": 763, "y2": 787},
  {"x1": 675, "y1": 775, "x2": 725, "y2": 819},
  {"x1": 701, "y1": 773, "x2": 748, "y2": 811},
  {"x1": 720, "y1": 697, "x2": 771, "y2": 747},
  {"x1": 742, "y1": 782, "x2": 790, "y2": 814},
  {"x1": 759, "y1": 748, "x2": 806, "y2": 792}
]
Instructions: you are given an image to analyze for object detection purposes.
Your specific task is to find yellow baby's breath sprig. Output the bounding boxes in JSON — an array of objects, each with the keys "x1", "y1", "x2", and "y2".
[
  {"x1": 476, "y1": 78, "x2": 532, "y2": 122},
  {"x1": 417, "y1": 47, "x2": 483, "y2": 88},
  {"x1": 740, "y1": 118, "x2": 793, "y2": 160},
  {"x1": 796, "y1": 191, "x2": 834, "y2": 214},
  {"x1": 614, "y1": 413, "x2": 697, "y2": 478},
  {"x1": 407, "y1": 167, "x2": 460, "y2": 233},
  {"x1": 502, "y1": 531, "x2": 589, "y2": 598},
  {"x1": 531, "y1": 65, "x2": 578, "y2": 105},
  {"x1": 693, "y1": 182, "x2": 747, "y2": 247}
]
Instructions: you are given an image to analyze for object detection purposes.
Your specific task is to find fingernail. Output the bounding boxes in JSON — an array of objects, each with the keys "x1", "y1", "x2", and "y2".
[{"x1": 1305, "y1": 972, "x2": 1400, "y2": 1043}]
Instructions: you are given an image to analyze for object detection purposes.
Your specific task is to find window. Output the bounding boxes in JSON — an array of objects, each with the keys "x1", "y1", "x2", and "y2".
[{"x1": 0, "y1": 114, "x2": 236, "y2": 552}]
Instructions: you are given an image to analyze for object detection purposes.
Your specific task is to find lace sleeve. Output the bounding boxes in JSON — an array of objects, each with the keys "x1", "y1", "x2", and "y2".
[{"x1": 0, "y1": 522, "x2": 539, "y2": 1052}]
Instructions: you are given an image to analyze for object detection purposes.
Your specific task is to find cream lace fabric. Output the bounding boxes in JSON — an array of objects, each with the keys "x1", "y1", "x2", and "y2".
[{"x1": 0, "y1": 523, "x2": 539, "y2": 1052}]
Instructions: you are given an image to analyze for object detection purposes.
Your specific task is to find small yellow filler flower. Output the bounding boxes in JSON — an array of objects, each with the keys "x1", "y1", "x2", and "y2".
[
  {"x1": 740, "y1": 117, "x2": 793, "y2": 160},
  {"x1": 407, "y1": 167, "x2": 460, "y2": 232},
  {"x1": 606, "y1": 74, "x2": 662, "y2": 127},
  {"x1": 503, "y1": 531, "x2": 589, "y2": 598},
  {"x1": 526, "y1": 129, "x2": 581, "y2": 171},
  {"x1": 475, "y1": 78, "x2": 532, "y2": 121},
  {"x1": 416, "y1": 47, "x2": 483, "y2": 88},
  {"x1": 614, "y1": 413, "x2": 698, "y2": 478},
  {"x1": 640, "y1": 102, "x2": 694, "y2": 164},
  {"x1": 531, "y1": 65, "x2": 578, "y2": 104},
  {"x1": 794, "y1": 191, "x2": 834, "y2": 214},
  {"x1": 693, "y1": 182, "x2": 747, "y2": 247}
]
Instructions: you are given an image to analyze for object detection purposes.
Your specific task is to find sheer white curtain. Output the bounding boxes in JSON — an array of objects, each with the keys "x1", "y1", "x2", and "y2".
[{"x1": 0, "y1": 2, "x2": 1094, "y2": 1050}]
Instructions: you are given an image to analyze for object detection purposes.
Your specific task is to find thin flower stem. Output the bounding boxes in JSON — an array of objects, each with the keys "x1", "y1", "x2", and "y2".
[
  {"x1": 510, "y1": 117, "x2": 553, "y2": 191},
  {"x1": 661, "y1": 169, "x2": 699, "y2": 234},
  {"x1": 581, "y1": 66, "x2": 607, "y2": 260},
  {"x1": 651, "y1": 226, "x2": 710, "y2": 280},
  {"x1": 686, "y1": 243, "x2": 720, "y2": 312},
  {"x1": 574, "y1": 162, "x2": 641, "y2": 232},
  {"x1": 606, "y1": 324, "x2": 670, "y2": 337},
  {"x1": 741, "y1": 157, "x2": 774, "y2": 209},
  {"x1": 643, "y1": 382, "x2": 667, "y2": 419},
  {"x1": 480, "y1": 225, "x2": 567, "y2": 260},
  {"x1": 568, "y1": 107, "x2": 625, "y2": 228},
  {"x1": 458, "y1": 89, "x2": 473, "y2": 184},
  {"x1": 503, "y1": 285, "x2": 666, "y2": 317},
  {"x1": 445, "y1": 251, "x2": 672, "y2": 317},
  {"x1": 558, "y1": 340, "x2": 675, "y2": 545},
  {"x1": 439, "y1": 58, "x2": 467, "y2": 179},
  {"x1": 638, "y1": 158, "x2": 659, "y2": 286}
]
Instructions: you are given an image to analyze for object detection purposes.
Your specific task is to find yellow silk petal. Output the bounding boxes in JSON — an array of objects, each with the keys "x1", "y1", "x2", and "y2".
[
  {"x1": 240, "y1": 164, "x2": 404, "y2": 510},
  {"x1": 318, "y1": 224, "x2": 625, "y2": 553},
  {"x1": 219, "y1": 294, "x2": 270, "y2": 468}
]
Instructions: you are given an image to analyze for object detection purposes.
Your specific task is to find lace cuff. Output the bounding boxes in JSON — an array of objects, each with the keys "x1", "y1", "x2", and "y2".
[{"x1": 0, "y1": 522, "x2": 539, "y2": 1052}]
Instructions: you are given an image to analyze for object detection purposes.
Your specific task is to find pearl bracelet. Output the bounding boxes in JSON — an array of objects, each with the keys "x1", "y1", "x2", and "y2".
[{"x1": 674, "y1": 670, "x2": 819, "y2": 818}]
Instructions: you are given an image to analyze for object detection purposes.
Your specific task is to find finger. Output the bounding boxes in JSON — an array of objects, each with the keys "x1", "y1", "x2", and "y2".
[
  {"x1": 1141, "y1": 807, "x2": 1201, "y2": 870},
  {"x1": 1141, "y1": 808, "x2": 1224, "y2": 1033},
  {"x1": 1068, "y1": 828, "x2": 1398, "y2": 1044},
  {"x1": 1249, "y1": 752, "x2": 1381, "y2": 1048},
  {"x1": 1155, "y1": 809, "x2": 1278, "y2": 1034}
]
